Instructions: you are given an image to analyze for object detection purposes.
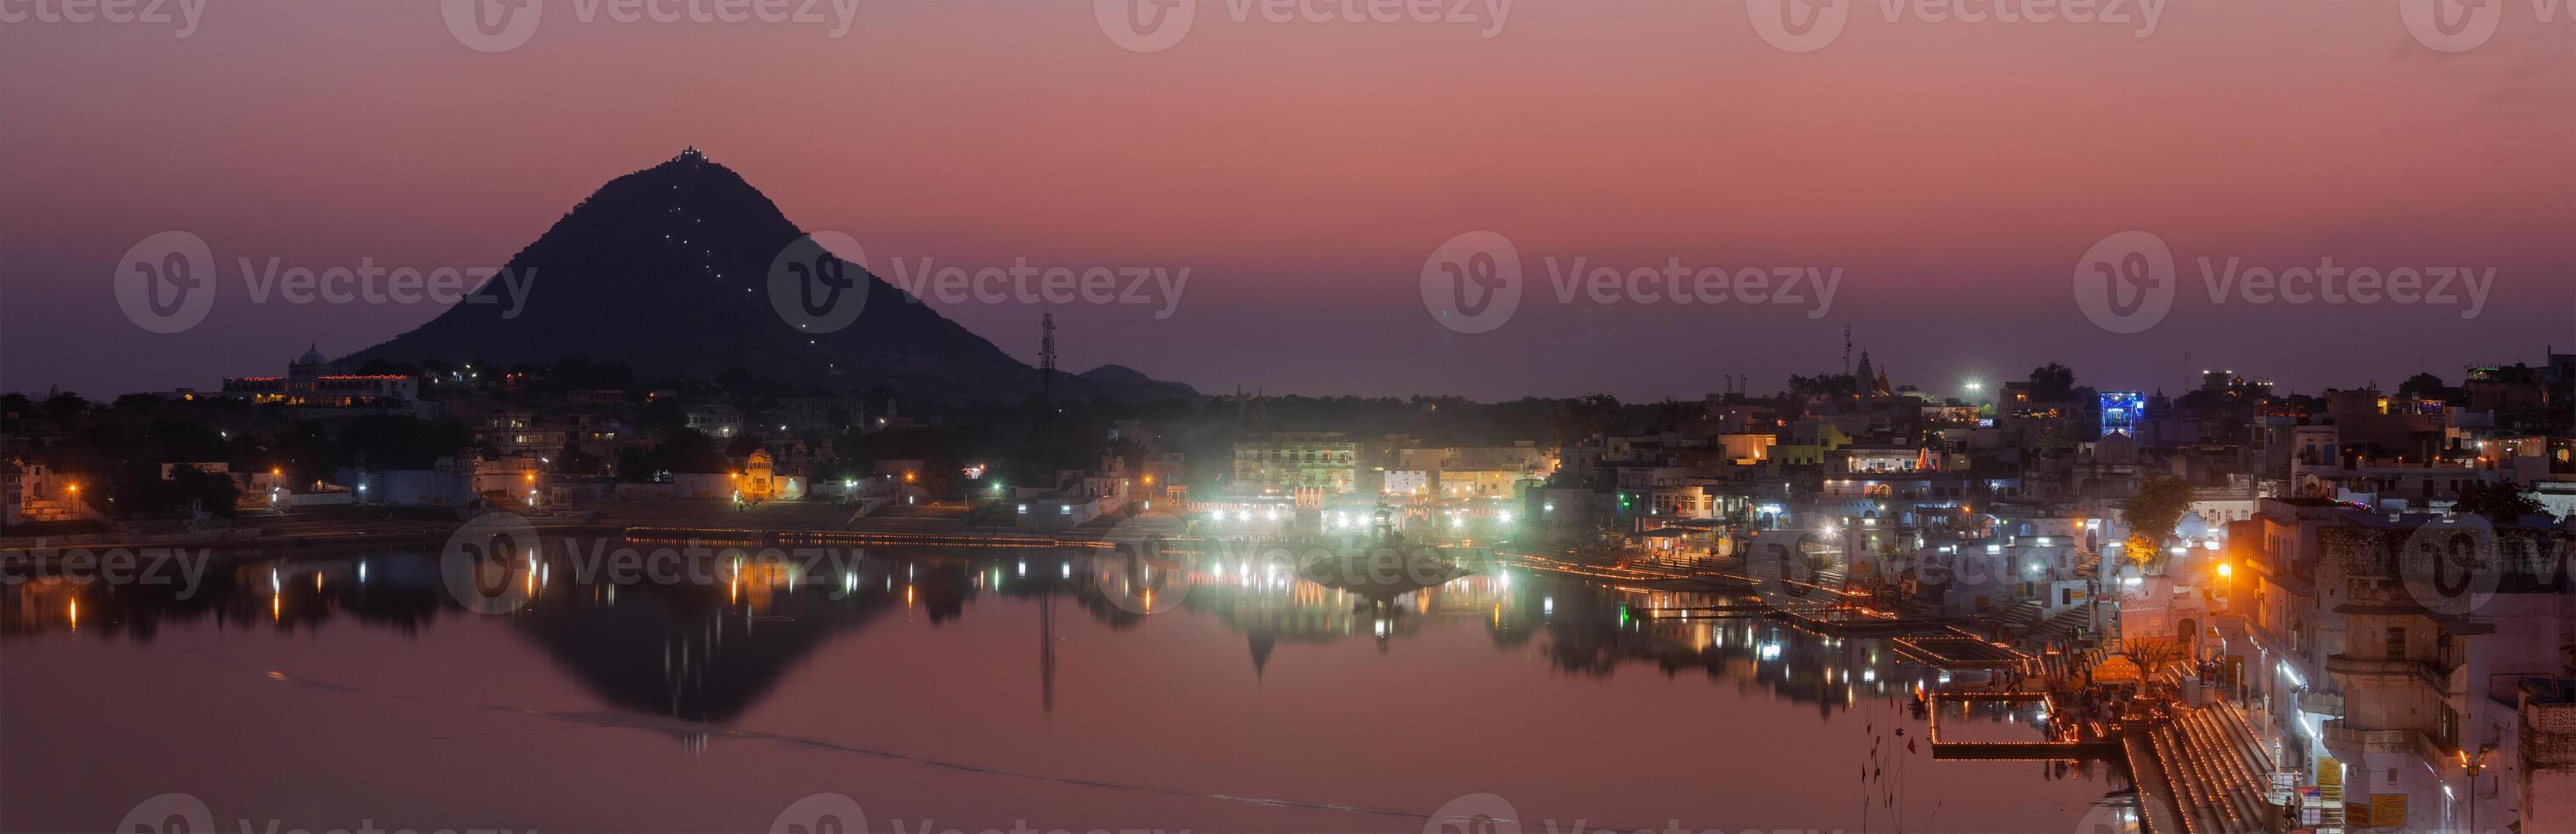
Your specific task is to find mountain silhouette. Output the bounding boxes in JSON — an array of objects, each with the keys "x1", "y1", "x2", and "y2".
[{"x1": 347, "y1": 150, "x2": 1194, "y2": 402}]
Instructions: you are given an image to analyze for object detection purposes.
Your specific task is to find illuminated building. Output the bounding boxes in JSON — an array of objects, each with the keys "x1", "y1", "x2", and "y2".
[{"x1": 213, "y1": 345, "x2": 416, "y2": 406}]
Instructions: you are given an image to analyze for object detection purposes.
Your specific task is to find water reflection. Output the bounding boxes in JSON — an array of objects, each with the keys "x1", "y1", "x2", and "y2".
[{"x1": 13, "y1": 543, "x2": 1945, "y2": 723}]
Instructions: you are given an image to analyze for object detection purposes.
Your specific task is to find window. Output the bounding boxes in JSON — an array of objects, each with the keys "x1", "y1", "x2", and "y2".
[{"x1": 2385, "y1": 626, "x2": 2406, "y2": 660}]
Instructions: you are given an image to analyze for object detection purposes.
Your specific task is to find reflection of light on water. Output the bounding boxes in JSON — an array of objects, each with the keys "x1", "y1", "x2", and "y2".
[
  {"x1": 1758, "y1": 643, "x2": 1781, "y2": 661},
  {"x1": 67, "y1": 597, "x2": 77, "y2": 631},
  {"x1": 271, "y1": 593, "x2": 281, "y2": 622}
]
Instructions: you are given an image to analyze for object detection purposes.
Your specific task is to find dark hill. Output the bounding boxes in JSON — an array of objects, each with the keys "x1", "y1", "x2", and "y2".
[{"x1": 347, "y1": 151, "x2": 1194, "y2": 403}]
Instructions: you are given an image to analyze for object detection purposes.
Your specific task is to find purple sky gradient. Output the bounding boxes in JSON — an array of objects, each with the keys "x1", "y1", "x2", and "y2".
[{"x1": 3, "y1": 0, "x2": 2570, "y2": 402}]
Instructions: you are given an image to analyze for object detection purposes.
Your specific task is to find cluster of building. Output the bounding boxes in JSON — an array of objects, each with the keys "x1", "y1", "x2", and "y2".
[{"x1": 1500, "y1": 353, "x2": 2576, "y2": 834}]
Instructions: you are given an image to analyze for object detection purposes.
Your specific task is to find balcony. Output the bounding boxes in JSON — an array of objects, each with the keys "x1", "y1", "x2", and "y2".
[
  {"x1": 2322, "y1": 719, "x2": 2451, "y2": 767},
  {"x1": 2325, "y1": 654, "x2": 2451, "y2": 694}
]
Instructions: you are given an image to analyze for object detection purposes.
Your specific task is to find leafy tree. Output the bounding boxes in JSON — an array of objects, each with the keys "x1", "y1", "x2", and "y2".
[
  {"x1": 635, "y1": 397, "x2": 688, "y2": 437},
  {"x1": 2119, "y1": 474, "x2": 2195, "y2": 570},
  {"x1": 2454, "y1": 480, "x2": 2545, "y2": 523},
  {"x1": 1552, "y1": 394, "x2": 1624, "y2": 444},
  {"x1": 2396, "y1": 371, "x2": 2447, "y2": 400},
  {"x1": 338, "y1": 414, "x2": 471, "y2": 469},
  {"x1": 1787, "y1": 374, "x2": 1857, "y2": 398},
  {"x1": 2027, "y1": 363, "x2": 2077, "y2": 401},
  {"x1": 42, "y1": 391, "x2": 88, "y2": 424},
  {"x1": 554, "y1": 438, "x2": 606, "y2": 477}
]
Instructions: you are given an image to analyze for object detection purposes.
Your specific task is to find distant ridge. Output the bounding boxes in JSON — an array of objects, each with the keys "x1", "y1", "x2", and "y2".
[{"x1": 347, "y1": 151, "x2": 1195, "y2": 403}]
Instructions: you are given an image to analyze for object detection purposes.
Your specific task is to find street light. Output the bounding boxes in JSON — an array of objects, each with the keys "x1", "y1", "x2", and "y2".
[{"x1": 2460, "y1": 744, "x2": 2498, "y2": 833}]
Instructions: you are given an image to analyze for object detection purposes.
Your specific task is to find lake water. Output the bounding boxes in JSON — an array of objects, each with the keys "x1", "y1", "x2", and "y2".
[{"x1": 3, "y1": 542, "x2": 2131, "y2": 833}]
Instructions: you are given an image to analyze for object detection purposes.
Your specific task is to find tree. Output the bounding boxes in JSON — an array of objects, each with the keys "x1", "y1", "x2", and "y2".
[
  {"x1": 41, "y1": 391, "x2": 88, "y2": 425},
  {"x1": 1552, "y1": 395, "x2": 1624, "y2": 445},
  {"x1": 2027, "y1": 363, "x2": 2077, "y2": 401},
  {"x1": 2397, "y1": 371, "x2": 2447, "y2": 400},
  {"x1": 1787, "y1": 374, "x2": 1857, "y2": 398},
  {"x1": 2454, "y1": 480, "x2": 2545, "y2": 523},
  {"x1": 2119, "y1": 474, "x2": 2195, "y2": 571}
]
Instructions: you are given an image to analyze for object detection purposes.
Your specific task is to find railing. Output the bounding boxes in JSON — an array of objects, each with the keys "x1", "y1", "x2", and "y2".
[
  {"x1": 2324, "y1": 654, "x2": 2451, "y2": 694},
  {"x1": 2321, "y1": 718, "x2": 2450, "y2": 765}
]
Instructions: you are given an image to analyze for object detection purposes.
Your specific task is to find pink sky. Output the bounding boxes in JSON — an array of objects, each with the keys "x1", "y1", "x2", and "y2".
[{"x1": 3, "y1": 0, "x2": 2570, "y2": 400}]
